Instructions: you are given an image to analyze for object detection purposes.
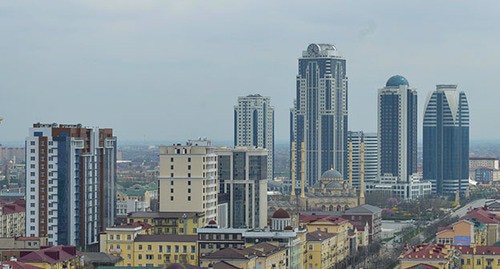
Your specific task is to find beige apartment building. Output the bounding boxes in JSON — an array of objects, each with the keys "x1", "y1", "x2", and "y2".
[{"x1": 159, "y1": 139, "x2": 218, "y2": 225}]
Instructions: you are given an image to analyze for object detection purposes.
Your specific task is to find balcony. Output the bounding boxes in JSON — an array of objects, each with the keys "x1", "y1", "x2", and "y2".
[{"x1": 109, "y1": 248, "x2": 122, "y2": 254}]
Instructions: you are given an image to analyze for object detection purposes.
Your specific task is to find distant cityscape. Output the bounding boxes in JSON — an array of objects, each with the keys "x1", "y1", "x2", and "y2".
[{"x1": 0, "y1": 43, "x2": 499, "y2": 269}]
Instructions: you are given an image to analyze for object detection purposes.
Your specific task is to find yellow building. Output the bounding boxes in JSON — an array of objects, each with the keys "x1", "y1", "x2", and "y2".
[
  {"x1": 300, "y1": 214, "x2": 352, "y2": 264},
  {"x1": 100, "y1": 223, "x2": 149, "y2": 266},
  {"x1": 127, "y1": 211, "x2": 203, "y2": 235},
  {"x1": 436, "y1": 219, "x2": 486, "y2": 246},
  {"x1": 454, "y1": 245, "x2": 500, "y2": 269},
  {"x1": 305, "y1": 230, "x2": 337, "y2": 269},
  {"x1": 18, "y1": 246, "x2": 82, "y2": 269},
  {"x1": 100, "y1": 223, "x2": 198, "y2": 267},
  {"x1": 400, "y1": 244, "x2": 452, "y2": 269}
]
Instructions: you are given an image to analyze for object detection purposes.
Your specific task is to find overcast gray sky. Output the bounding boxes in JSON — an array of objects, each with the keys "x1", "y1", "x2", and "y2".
[{"x1": 1, "y1": 0, "x2": 499, "y2": 144}]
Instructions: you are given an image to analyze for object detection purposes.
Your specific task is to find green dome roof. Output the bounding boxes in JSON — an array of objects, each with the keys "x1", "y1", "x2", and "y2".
[{"x1": 386, "y1": 75, "x2": 409, "y2": 87}]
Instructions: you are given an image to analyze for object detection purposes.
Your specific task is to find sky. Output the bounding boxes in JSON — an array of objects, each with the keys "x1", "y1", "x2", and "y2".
[{"x1": 1, "y1": 1, "x2": 499, "y2": 145}]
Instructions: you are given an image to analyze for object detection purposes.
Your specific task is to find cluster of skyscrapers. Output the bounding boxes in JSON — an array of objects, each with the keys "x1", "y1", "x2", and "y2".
[{"x1": 235, "y1": 43, "x2": 470, "y2": 199}]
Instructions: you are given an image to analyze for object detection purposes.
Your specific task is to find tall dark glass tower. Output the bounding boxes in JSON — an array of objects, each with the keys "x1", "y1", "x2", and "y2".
[
  {"x1": 378, "y1": 75, "x2": 417, "y2": 185},
  {"x1": 290, "y1": 43, "x2": 348, "y2": 189},
  {"x1": 423, "y1": 85, "x2": 469, "y2": 195}
]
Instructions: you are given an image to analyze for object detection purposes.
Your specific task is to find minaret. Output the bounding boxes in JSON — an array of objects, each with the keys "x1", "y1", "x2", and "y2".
[
  {"x1": 349, "y1": 141, "x2": 353, "y2": 188},
  {"x1": 300, "y1": 141, "x2": 306, "y2": 199},
  {"x1": 290, "y1": 142, "x2": 296, "y2": 202},
  {"x1": 359, "y1": 142, "x2": 366, "y2": 205}
]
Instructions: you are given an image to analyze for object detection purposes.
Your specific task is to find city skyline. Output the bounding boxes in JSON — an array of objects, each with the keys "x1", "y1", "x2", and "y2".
[{"x1": 1, "y1": 1, "x2": 499, "y2": 143}]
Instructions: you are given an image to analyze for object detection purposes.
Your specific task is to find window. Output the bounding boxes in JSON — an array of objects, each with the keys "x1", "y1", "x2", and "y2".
[
  {"x1": 170, "y1": 197, "x2": 174, "y2": 201},
  {"x1": 171, "y1": 181, "x2": 174, "y2": 186},
  {"x1": 188, "y1": 188, "x2": 191, "y2": 193},
  {"x1": 175, "y1": 245, "x2": 179, "y2": 253},
  {"x1": 171, "y1": 173, "x2": 174, "y2": 177},
  {"x1": 171, "y1": 157, "x2": 174, "y2": 162},
  {"x1": 146, "y1": 254, "x2": 153, "y2": 260},
  {"x1": 159, "y1": 245, "x2": 163, "y2": 252},
  {"x1": 139, "y1": 245, "x2": 143, "y2": 250},
  {"x1": 138, "y1": 254, "x2": 142, "y2": 260},
  {"x1": 477, "y1": 259, "x2": 481, "y2": 265},
  {"x1": 110, "y1": 235, "x2": 114, "y2": 240},
  {"x1": 191, "y1": 246, "x2": 195, "y2": 253},
  {"x1": 171, "y1": 188, "x2": 174, "y2": 193},
  {"x1": 147, "y1": 245, "x2": 152, "y2": 251},
  {"x1": 171, "y1": 165, "x2": 174, "y2": 169},
  {"x1": 188, "y1": 173, "x2": 191, "y2": 178},
  {"x1": 188, "y1": 196, "x2": 191, "y2": 201},
  {"x1": 188, "y1": 157, "x2": 191, "y2": 162},
  {"x1": 188, "y1": 181, "x2": 191, "y2": 186},
  {"x1": 30, "y1": 141, "x2": 35, "y2": 145},
  {"x1": 167, "y1": 246, "x2": 171, "y2": 253},
  {"x1": 127, "y1": 235, "x2": 131, "y2": 240},
  {"x1": 183, "y1": 246, "x2": 187, "y2": 253},
  {"x1": 117, "y1": 235, "x2": 121, "y2": 240},
  {"x1": 30, "y1": 149, "x2": 35, "y2": 153},
  {"x1": 188, "y1": 165, "x2": 191, "y2": 170}
]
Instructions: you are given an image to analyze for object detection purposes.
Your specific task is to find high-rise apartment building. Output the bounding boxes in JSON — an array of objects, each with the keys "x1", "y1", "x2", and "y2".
[
  {"x1": 158, "y1": 139, "x2": 218, "y2": 225},
  {"x1": 423, "y1": 85, "x2": 469, "y2": 195},
  {"x1": 25, "y1": 123, "x2": 116, "y2": 247},
  {"x1": 290, "y1": 43, "x2": 348, "y2": 189},
  {"x1": 217, "y1": 147, "x2": 268, "y2": 229},
  {"x1": 378, "y1": 75, "x2": 417, "y2": 185},
  {"x1": 348, "y1": 131, "x2": 378, "y2": 189},
  {"x1": 234, "y1": 94, "x2": 274, "y2": 179}
]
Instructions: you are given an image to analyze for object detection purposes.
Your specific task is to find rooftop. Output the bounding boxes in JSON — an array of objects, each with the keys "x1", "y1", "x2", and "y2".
[
  {"x1": 306, "y1": 230, "x2": 336, "y2": 241},
  {"x1": 401, "y1": 244, "x2": 449, "y2": 260},
  {"x1": 19, "y1": 246, "x2": 80, "y2": 265},
  {"x1": 134, "y1": 234, "x2": 198, "y2": 243}
]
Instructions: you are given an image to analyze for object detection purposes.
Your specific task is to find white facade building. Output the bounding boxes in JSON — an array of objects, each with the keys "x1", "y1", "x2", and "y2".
[
  {"x1": 234, "y1": 94, "x2": 274, "y2": 179},
  {"x1": 158, "y1": 139, "x2": 218, "y2": 225}
]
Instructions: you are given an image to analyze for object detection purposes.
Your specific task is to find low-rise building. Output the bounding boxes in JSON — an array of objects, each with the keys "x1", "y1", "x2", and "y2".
[
  {"x1": 299, "y1": 214, "x2": 352, "y2": 264},
  {"x1": 0, "y1": 237, "x2": 47, "y2": 260},
  {"x1": 436, "y1": 219, "x2": 486, "y2": 246},
  {"x1": 454, "y1": 245, "x2": 500, "y2": 269},
  {"x1": 199, "y1": 242, "x2": 287, "y2": 269},
  {"x1": 365, "y1": 175, "x2": 432, "y2": 200},
  {"x1": 305, "y1": 231, "x2": 337, "y2": 269},
  {"x1": 399, "y1": 244, "x2": 452, "y2": 269},
  {"x1": 342, "y1": 204, "x2": 382, "y2": 243},
  {"x1": 461, "y1": 208, "x2": 500, "y2": 245},
  {"x1": 199, "y1": 248, "x2": 257, "y2": 269},
  {"x1": 100, "y1": 222, "x2": 198, "y2": 267},
  {"x1": 127, "y1": 211, "x2": 203, "y2": 235},
  {"x1": 0, "y1": 200, "x2": 25, "y2": 237},
  {"x1": 197, "y1": 209, "x2": 307, "y2": 269}
]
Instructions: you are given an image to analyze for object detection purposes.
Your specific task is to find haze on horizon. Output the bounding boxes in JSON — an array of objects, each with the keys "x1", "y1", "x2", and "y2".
[{"x1": 1, "y1": 1, "x2": 499, "y2": 145}]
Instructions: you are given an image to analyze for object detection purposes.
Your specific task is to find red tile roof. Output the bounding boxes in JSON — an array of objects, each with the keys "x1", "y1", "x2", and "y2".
[
  {"x1": 461, "y1": 208, "x2": 500, "y2": 224},
  {"x1": 407, "y1": 264, "x2": 439, "y2": 269},
  {"x1": 401, "y1": 244, "x2": 449, "y2": 260},
  {"x1": 0, "y1": 261, "x2": 41, "y2": 269},
  {"x1": 454, "y1": 245, "x2": 500, "y2": 255},
  {"x1": 19, "y1": 246, "x2": 79, "y2": 265}
]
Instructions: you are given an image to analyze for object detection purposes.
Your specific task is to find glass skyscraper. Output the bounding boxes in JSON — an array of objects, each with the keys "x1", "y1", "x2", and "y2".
[
  {"x1": 290, "y1": 43, "x2": 348, "y2": 189},
  {"x1": 423, "y1": 85, "x2": 469, "y2": 195},
  {"x1": 378, "y1": 75, "x2": 417, "y2": 185}
]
